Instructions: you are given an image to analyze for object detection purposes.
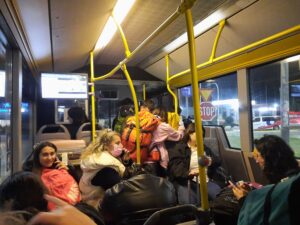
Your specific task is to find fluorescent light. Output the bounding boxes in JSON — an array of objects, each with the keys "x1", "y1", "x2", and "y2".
[
  {"x1": 285, "y1": 55, "x2": 300, "y2": 63},
  {"x1": 163, "y1": 11, "x2": 223, "y2": 52},
  {"x1": 94, "y1": 0, "x2": 135, "y2": 52}
]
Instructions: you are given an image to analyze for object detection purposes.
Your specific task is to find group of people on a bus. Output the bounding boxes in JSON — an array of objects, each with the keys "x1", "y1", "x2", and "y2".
[{"x1": 0, "y1": 99, "x2": 299, "y2": 225}]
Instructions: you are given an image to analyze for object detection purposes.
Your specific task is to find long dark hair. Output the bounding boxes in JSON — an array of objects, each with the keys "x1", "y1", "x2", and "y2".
[
  {"x1": 254, "y1": 135, "x2": 299, "y2": 183},
  {"x1": 0, "y1": 171, "x2": 48, "y2": 212},
  {"x1": 182, "y1": 123, "x2": 205, "y2": 144}
]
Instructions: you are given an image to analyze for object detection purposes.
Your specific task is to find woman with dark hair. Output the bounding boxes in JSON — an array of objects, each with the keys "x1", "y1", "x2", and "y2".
[
  {"x1": 232, "y1": 135, "x2": 299, "y2": 201},
  {"x1": 66, "y1": 106, "x2": 89, "y2": 139},
  {"x1": 253, "y1": 135, "x2": 299, "y2": 183},
  {"x1": 235, "y1": 136, "x2": 300, "y2": 225},
  {"x1": 168, "y1": 123, "x2": 221, "y2": 204},
  {"x1": 0, "y1": 171, "x2": 47, "y2": 213},
  {"x1": 22, "y1": 142, "x2": 80, "y2": 209}
]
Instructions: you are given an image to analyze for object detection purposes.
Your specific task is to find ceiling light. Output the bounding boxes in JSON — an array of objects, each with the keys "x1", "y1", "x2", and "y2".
[{"x1": 94, "y1": 0, "x2": 135, "y2": 52}]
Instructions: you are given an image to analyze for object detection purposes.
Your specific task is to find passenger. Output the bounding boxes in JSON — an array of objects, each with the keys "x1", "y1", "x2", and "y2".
[
  {"x1": 232, "y1": 135, "x2": 299, "y2": 201},
  {"x1": 236, "y1": 135, "x2": 300, "y2": 225},
  {"x1": 22, "y1": 142, "x2": 81, "y2": 209},
  {"x1": 27, "y1": 195, "x2": 98, "y2": 225},
  {"x1": 149, "y1": 106, "x2": 184, "y2": 177},
  {"x1": 79, "y1": 129, "x2": 133, "y2": 209},
  {"x1": 121, "y1": 99, "x2": 159, "y2": 164},
  {"x1": 0, "y1": 171, "x2": 47, "y2": 213},
  {"x1": 112, "y1": 98, "x2": 134, "y2": 134},
  {"x1": 168, "y1": 123, "x2": 222, "y2": 204},
  {"x1": 101, "y1": 171, "x2": 177, "y2": 225},
  {"x1": 0, "y1": 211, "x2": 29, "y2": 225},
  {"x1": 66, "y1": 106, "x2": 89, "y2": 139}
]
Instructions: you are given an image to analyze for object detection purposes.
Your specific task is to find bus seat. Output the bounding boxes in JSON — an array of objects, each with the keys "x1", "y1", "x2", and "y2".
[
  {"x1": 76, "y1": 122, "x2": 101, "y2": 144},
  {"x1": 36, "y1": 124, "x2": 71, "y2": 143},
  {"x1": 49, "y1": 139, "x2": 86, "y2": 165},
  {"x1": 143, "y1": 204, "x2": 210, "y2": 225},
  {"x1": 204, "y1": 137, "x2": 220, "y2": 157}
]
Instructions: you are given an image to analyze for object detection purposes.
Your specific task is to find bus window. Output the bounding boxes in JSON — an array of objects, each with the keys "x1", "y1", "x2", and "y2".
[
  {"x1": 179, "y1": 73, "x2": 240, "y2": 149},
  {"x1": 249, "y1": 54, "x2": 300, "y2": 157}
]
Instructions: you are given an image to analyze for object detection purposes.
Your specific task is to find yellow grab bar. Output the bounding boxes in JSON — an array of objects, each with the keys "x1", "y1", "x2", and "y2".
[
  {"x1": 92, "y1": 0, "x2": 193, "y2": 82},
  {"x1": 166, "y1": 55, "x2": 178, "y2": 114},
  {"x1": 121, "y1": 64, "x2": 141, "y2": 165},
  {"x1": 209, "y1": 20, "x2": 225, "y2": 62},
  {"x1": 185, "y1": 8, "x2": 209, "y2": 210},
  {"x1": 170, "y1": 25, "x2": 300, "y2": 81},
  {"x1": 112, "y1": 13, "x2": 131, "y2": 58},
  {"x1": 90, "y1": 51, "x2": 97, "y2": 143}
]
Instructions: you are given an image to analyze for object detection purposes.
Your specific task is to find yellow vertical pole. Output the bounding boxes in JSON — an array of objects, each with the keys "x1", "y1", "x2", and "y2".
[
  {"x1": 166, "y1": 55, "x2": 178, "y2": 114},
  {"x1": 185, "y1": 9, "x2": 209, "y2": 210},
  {"x1": 90, "y1": 51, "x2": 96, "y2": 143},
  {"x1": 122, "y1": 64, "x2": 141, "y2": 165},
  {"x1": 143, "y1": 83, "x2": 146, "y2": 101}
]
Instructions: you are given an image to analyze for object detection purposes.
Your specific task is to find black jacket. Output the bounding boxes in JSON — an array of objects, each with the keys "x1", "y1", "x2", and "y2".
[{"x1": 167, "y1": 141, "x2": 221, "y2": 185}]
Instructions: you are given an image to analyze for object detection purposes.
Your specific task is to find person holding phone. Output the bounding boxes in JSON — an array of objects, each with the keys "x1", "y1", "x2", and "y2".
[{"x1": 22, "y1": 142, "x2": 81, "y2": 209}]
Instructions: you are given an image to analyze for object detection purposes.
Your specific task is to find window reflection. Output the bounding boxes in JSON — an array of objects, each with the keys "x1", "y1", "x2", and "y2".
[
  {"x1": 249, "y1": 54, "x2": 300, "y2": 157},
  {"x1": 179, "y1": 73, "x2": 240, "y2": 148}
]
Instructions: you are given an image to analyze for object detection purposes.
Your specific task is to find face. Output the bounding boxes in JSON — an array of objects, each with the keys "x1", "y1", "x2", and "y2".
[
  {"x1": 109, "y1": 135, "x2": 123, "y2": 150},
  {"x1": 188, "y1": 132, "x2": 197, "y2": 147},
  {"x1": 253, "y1": 147, "x2": 265, "y2": 169},
  {"x1": 39, "y1": 146, "x2": 57, "y2": 168}
]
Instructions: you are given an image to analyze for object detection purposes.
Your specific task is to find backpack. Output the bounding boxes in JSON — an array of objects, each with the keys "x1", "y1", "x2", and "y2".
[
  {"x1": 121, "y1": 110, "x2": 159, "y2": 163},
  {"x1": 41, "y1": 168, "x2": 81, "y2": 210},
  {"x1": 238, "y1": 172, "x2": 300, "y2": 225}
]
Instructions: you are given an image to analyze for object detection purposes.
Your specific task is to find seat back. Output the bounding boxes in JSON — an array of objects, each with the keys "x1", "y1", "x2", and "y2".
[
  {"x1": 36, "y1": 124, "x2": 71, "y2": 143},
  {"x1": 76, "y1": 122, "x2": 101, "y2": 145}
]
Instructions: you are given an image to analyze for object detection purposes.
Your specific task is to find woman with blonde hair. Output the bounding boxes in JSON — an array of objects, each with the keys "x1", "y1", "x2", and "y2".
[{"x1": 79, "y1": 129, "x2": 131, "y2": 209}]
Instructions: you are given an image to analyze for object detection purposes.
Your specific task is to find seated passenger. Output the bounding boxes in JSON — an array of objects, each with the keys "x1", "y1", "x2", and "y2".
[
  {"x1": 0, "y1": 171, "x2": 47, "y2": 213},
  {"x1": 79, "y1": 129, "x2": 133, "y2": 209},
  {"x1": 65, "y1": 106, "x2": 89, "y2": 139},
  {"x1": 236, "y1": 135, "x2": 300, "y2": 225},
  {"x1": 22, "y1": 142, "x2": 81, "y2": 209},
  {"x1": 148, "y1": 106, "x2": 184, "y2": 176},
  {"x1": 101, "y1": 172, "x2": 177, "y2": 225},
  {"x1": 28, "y1": 195, "x2": 99, "y2": 225},
  {"x1": 168, "y1": 123, "x2": 222, "y2": 204}
]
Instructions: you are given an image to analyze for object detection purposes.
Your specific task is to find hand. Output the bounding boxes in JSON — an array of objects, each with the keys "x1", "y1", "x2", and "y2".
[
  {"x1": 231, "y1": 181, "x2": 251, "y2": 200},
  {"x1": 54, "y1": 160, "x2": 69, "y2": 170},
  {"x1": 122, "y1": 151, "x2": 131, "y2": 162},
  {"x1": 207, "y1": 156, "x2": 212, "y2": 166},
  {"x1": 27, "y1": 195, "x2": 96, "y2": 225},
  {"x1": 189, "y1": 168, "x2": 199, "y2": 177}
]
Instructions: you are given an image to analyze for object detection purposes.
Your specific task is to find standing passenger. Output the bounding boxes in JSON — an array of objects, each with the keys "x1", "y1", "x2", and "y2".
[{"x1": 149, "y1": 106, "x2": 184, "y2": 176}]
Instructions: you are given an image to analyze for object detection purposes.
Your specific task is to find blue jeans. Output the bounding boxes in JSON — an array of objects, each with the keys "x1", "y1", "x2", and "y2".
[{"x1": 176, "y1": 180, "x2": 221, "y2": 205}]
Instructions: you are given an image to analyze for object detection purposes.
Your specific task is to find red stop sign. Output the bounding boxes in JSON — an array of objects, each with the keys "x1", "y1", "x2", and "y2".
[{"x1": 201, "y1": 102, "x2": 217, "y2": 121}]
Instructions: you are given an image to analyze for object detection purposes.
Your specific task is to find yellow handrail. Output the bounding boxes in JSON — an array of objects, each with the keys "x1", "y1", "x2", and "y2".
[
  {"x1": 185, "y1": 9, "x2": 208, "y2": 210},
  {"x1": 122, "y1": 64, "x2": 141, "y2": 165},
  {"x1": 166, "y1": 55, "x2": 178, "y2": 114},
  {"x1": 90, "y1": 51, "x2": 97, "y2": 143},
  {"x1": 143, "y1": 83, "x2": 146, "y2": 101},
  {"x1": 170, "y1": 25, "x2": 300, "y2": 81},
  {"x1": 209, "y1": 20, "x2": 225, "y2": 62},
  {"x1": 112, "y1": 13, "x2": 131, "y2": 58},
  {"x1": 91, "y1": 0, "x2": 194, "y2": 82}
]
